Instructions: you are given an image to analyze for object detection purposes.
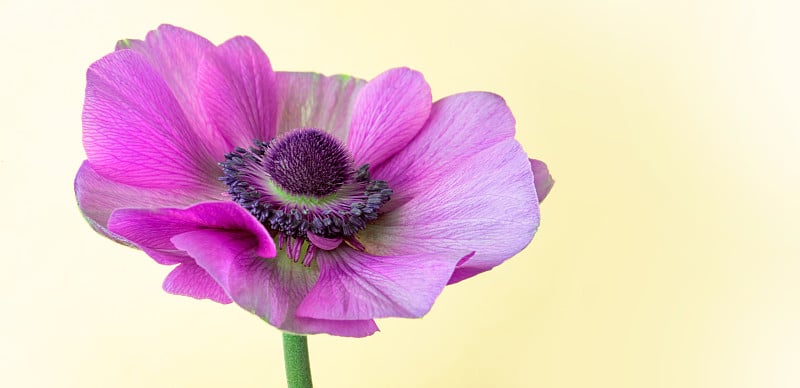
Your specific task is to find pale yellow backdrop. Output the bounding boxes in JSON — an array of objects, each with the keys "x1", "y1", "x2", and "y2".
[{"x1": 1, "y1": 0, "x2": 798, "y2": 387}]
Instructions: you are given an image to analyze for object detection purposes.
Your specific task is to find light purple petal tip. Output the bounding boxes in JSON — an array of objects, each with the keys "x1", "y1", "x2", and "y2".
[
  {"x1": 347, "y1": 67, "x2": 432, "y2": 167},
  {"x1": 530, "y1": 159, "x2": 554, "y2": 203},
  {"x1": 296, "y1": 250, "x2": 458, "y2": 320},
  {"x1": 163, "y1": 262, "x2": 233, "y2": 304}
]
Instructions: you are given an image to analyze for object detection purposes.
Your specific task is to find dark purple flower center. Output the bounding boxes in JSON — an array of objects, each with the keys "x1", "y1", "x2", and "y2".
[
  {"x1": 264, "y1": 129, "x2": 351, "y2": 197},
  {"x1": 219, "y1": 128, "x2": 392, "y2": 265}
]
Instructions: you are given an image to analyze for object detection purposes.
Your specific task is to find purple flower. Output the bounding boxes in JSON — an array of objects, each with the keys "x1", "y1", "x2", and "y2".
[{"x1": 75, "y1": 25, "x2": 553, "y2": 337}]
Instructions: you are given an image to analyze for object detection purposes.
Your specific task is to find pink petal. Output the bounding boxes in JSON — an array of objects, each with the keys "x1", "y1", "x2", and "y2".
[
  {"x1": 163, "y1": 262, "x2": 232, "y2": 304},
  {"x1": 83, "y1": 49, "x2": 220, "y2": 190},
  {"x1": 361, "y1": 139, "x2": 539, "y2": 284},
  {"x1": 74, "y1": 161, "x2": 219, "y2": 244},
  {"x1": 373, "y1": 92, "x2": 517, "y2": 210},
  {"x1": 347, "y1": 68, "x2": 431, "y2": 167},
  {"x1": 530, "y1": 158, "x2": 554, "y2": 202},
  {"x1": 108, "y1": 201, "x2": 274, "y2": 274},
  {"x1": 198, "y1": 36, "x2": 278, "y2": 150},
  {"x1": 115, "y1": 25, "x2": 227, "y2": 153},
  {"x1": 173, "y1": 230, "x2": 378, "y2": 337},
  {"x1": 296, "y1": 249, "x2": 458, "y2": 320},
  {"x1": 274, "y1": 72, "x2": 366, "y2": 141},
  {"x1": 306, "y1": 233, "x2": 343, "y2": 251}
]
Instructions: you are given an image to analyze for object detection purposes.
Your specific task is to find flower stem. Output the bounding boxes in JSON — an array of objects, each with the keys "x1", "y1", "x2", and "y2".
[{"x1": 282, "y1": 333, "x2": 313, "y2": 388}]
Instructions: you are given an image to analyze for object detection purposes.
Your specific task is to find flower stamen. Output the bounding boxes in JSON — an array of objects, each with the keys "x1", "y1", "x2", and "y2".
[{"x1": 219, "y1": 128, "x2": 392, "y2": 265}]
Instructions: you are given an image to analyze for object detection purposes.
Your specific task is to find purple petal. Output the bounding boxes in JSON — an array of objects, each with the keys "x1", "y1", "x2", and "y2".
[
  {"x1": 274, "y1": 72, "x2": 366, "y2": 141},
  {"x1": 306, "y1": 233, "x2": 343, "y2": 251},
  {"x1": 198, "y1": 36, "x2": 278, "y2": 150},
  {"x1": 116, "y1": 25, "x2": 211, "y2": 112},
  {"x1": 361, "y1": 139, "x2": 539, "y2": 284},
  {"x1": 373, "y1": 92, "x2": 516, "y2": 210},
  {"x1": 83, "y1": 49, "x2": 220, "y2": 190},
  {"x1": 172, "y1": 231, "x2": 379, "y2": 337},
  {"x1": 347, "y1": 68, "x2": 431, "y2": 167},
  {"x1": 446, "y1": 266, "x2": 487, "y2": 285},
  {"x1": 296, "y1": 249, "x2": 458, "y2": 320},
  {"x1": 74, "y1": 161, "x2": 219, "y2": 244},
  {"x1": 530, "y1": 159, "x2": 554, "y2": 202},
  {"x1": 115, "y1": 25, "x2": 227, "y2": 153},
  {"x1": 163, "y1": 262, "x2": 232, "y2": 304},
  {"x1": 108, "y1": 201, "x2": 274, "y2": 286}
]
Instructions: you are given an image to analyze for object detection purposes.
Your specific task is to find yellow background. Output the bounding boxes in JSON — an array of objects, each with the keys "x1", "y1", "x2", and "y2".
[{"x1": 2, "y1": 0, "x2": 799, "y2": 387}]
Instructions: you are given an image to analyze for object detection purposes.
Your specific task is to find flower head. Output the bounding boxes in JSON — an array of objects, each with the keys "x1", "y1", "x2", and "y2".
[{"x1": 75, "y1": 25, "x2": 553, "y2": 337}]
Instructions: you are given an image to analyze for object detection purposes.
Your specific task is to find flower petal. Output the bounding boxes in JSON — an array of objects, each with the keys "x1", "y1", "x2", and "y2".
[
  {"x1": 361, "y1": 139, "x2": 539, "y2": 284},
  {"x1": 115, "y1": 25, "x2": 228, "y2": 155},
  {"x1": 172, "y1": 231, "x2": 379, "y2": 337},
  {"x1": 74, "y1": 161, "x2": 219, "y2": 244},
  {"x1": 373, "y1": 92, "x2": 517, "y2": 210},
  {"x1": 296, "y1": 249, "x2": 458, "y2": 320},
  {"x1": 306, "y1": 233, "x2": 343, "y2": 251},
  {"x1": 108, "y1": 201, "x2": 274, "y2": 269},
  {"x1": 347, "y1": 68, "x2": 431, "y2": 167},
  {"x1": 83, "y1": 49, "x2": 220, "y2": 190},
  {"x1": 530, "y1": 158, "x2": 554, "y2": 202},
  {"x1": 198, "y1": 36, "x2": 278, "y2": 150},
  {"x1": 274, "y1": 72, "x2": 366, "y2": 141},
  {"x1": 163, "y1": 262, "x2": 232, "y2": 304}
]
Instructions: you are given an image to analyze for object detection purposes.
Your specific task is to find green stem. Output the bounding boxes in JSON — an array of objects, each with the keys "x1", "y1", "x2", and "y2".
[{"x1": 282, "y1": 333, "x2": 313, "y2": 388}]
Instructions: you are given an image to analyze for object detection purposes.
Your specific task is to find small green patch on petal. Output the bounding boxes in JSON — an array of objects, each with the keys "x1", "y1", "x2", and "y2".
[
  {"x1": 267, "y1": 180, "x2": 341, "y2": 207},
  {"x1": 117, "y1": 39, "x2": 132, "y2": 48}
]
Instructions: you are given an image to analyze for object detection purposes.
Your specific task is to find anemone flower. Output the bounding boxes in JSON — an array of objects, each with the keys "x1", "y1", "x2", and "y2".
[{"x1": 75, "y1": 24, "x2": 553, "y2": 386}]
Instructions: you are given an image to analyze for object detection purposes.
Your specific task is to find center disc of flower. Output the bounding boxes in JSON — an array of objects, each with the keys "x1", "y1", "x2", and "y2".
[
  {"x1": 264, "y1": 129, "x2": 350, "y2": 197},
  {"x1": 219, "y1": 128, "x2": 392, "y2": 266}
]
